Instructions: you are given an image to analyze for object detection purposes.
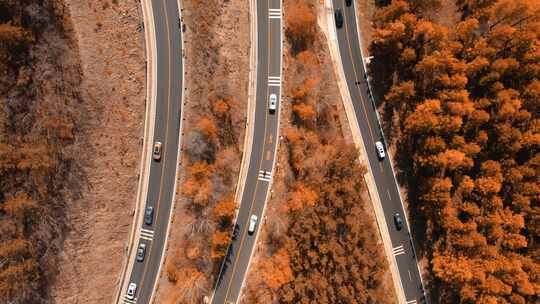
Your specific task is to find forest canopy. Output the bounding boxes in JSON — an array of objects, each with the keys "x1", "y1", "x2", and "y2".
[
  {"x1": 0, "y1": 0, "x2": 80, "y2": 303},
  {"x1": 370, "y1": 0, "x2": 540, "y2": 303}
]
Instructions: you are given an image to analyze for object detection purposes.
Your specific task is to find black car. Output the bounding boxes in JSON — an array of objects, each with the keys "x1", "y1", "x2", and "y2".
[
  {"x1": 335, "y1": 9, "x2": 344, "y2": 29},
  {"x1": 394, "y1": 213, "x2": 403, "y2": 230},
  {"x1": 346, "y1": 0, "x2": 353, "y2": 7},
  {"x1": 136, "y1": 243, "x2": 146, "y2": 262},
  {"x1": 145, "y1": 206, "x2": 154, "y2": 225},
  {"x1": 232, "y1": 224, "x2": 240, "y2": 240}
]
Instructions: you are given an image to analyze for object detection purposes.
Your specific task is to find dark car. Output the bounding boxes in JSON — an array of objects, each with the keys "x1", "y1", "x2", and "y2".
[
  {"x1": 346, "y1": 0, "x2": 353, "y2": 7},
  {"x1": 136, "y1": 243, "x2": 146, "y2": 262},
  {"x1": 335, "y1": 9, "x2": 344, "y2": 29},
  {"x1": 232, "y1": 224, "x2": 240, "y2": 240},
  {"x1": 145, "y1": 206, "x2": 154, "y2": 225},
  {"x1": 394, "y1": 213, "x2": 403, "y2": 230}
]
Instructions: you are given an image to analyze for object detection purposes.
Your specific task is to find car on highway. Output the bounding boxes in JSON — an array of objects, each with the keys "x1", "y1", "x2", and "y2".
[
  {"x1": 232, "y1": 223, "x2": 240, "y2": 240},
  {"x1": 394, "y1": 213, "x2": 403, "y2": 231},
  {"x1": 269, "y1": 93, "x2": 277, "y2": 114},
  {"x1": 145, "y1": 206, "x2": 154, "y2": 225},
  {"x1": 152, "y1": 141, "x2": 162, "y2": 161},
  {"x1": 126, "y1": 283, "x2": 137, "y2": 300},
  {"x1": 375, "y1": 141, "x2": 385, "y2": 160},
  {"x1": 335, "y1": 9, "x2": 343, "y2": 29},
  {"x1": 346, "y1": 0, "x2": 352, "y2": 6},
  {"x1": 248, "y1": 214, "x2": 258, "y2": 235},
  {"x1": 136, "y1": 243, "x2": 146, "y2": 262}
]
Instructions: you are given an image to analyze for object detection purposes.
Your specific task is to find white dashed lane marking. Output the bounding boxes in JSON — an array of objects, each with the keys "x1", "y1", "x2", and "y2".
[
  {"x1": 258, "y1": 170, "x2": 272, "y2": 182},
  {"x1": 268, "y1": 76, "x2": 281, "y2": 87},
  {"x1": 269, "y1": 8, "x2": 281, "y2": 19},
  {"x1": 140, "y1": 228, "x2": 154, "y2": 241},
  {"x1": 392, "y1": 244, "x2": 405, "y2": 256}
]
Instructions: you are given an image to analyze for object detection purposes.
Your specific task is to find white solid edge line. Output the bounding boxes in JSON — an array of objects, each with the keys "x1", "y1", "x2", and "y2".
[
  {"x1": 208, "y1": 0, "x2": 260, "y2": 302},
  {"x1": 233, "y1": 0, "x2": 283, "y2": 302},
  {"x1": 231, "y1": 0, "x2": 259, "y2": 211},
  {"x1": 114, "y1": 0, "x2": 158, "y2": 302},
  {"x1": 147, "y1": 0, "x2": 186, "y2": 302},
  {"x1": 350, "y1": 0, "x2": 428, "y2": 301},
  {"x1": 325, "y1": 0, "x2": 407, "y2": 302}
]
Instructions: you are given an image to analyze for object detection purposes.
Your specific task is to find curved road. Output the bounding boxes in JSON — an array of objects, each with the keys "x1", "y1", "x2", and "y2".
[
  {"x1": 211, "y1": 0, "x2": 283, "y2": 303},
  {"x1": 333, "y1": 0, "x2": 426, "y2": 303},
  {"x1": 119, "y1": 1, "x2": 183, "y2": 303}
]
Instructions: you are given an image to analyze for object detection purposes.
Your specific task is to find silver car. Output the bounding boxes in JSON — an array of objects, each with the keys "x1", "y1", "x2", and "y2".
[
  {"x1": 269, "y1": 93, "x2": 277, "y2": 113},
  {"x1": 248, "y1": 214, "x2": 258, "y2": 234},
  {"x1": 136, "y1": 243, "x2": 146, "y2": 262}
]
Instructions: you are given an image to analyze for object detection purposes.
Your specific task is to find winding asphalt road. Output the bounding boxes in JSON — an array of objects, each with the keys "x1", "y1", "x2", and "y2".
[
  {"x1": 120, "y1": 1, "x2": 183, "y2": 303},
  {"x1": 333, "y1": 0, "x2": 426, "y2": 303},
  {"x1": 211, "y1": 0, "x2": 282, "y2": 303}
]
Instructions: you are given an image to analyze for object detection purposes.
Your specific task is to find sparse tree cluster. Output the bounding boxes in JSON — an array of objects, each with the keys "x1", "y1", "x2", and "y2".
[
  {"x1": 166, "y1": 95, "x2": 241, "y2": 301},
  {"x1": 0, "y1": 0, "x2": 80, "y2": 303},
  {"x1": 163, "y1": 1, "x2": 248, "y2": 302},
  {"x1": 371, "y1": 0, "x2": 540, "y2": 302},
  {"x1": 243, "y1": 2, "x2": 394, "y2": 303}
]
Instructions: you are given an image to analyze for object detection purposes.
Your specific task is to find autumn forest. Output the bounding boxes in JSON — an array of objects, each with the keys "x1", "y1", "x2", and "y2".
[
  {"x1": 0, "y1": 0, "x2": 539, "y2": 303},
  {"x1": 0, "y1": 0, "x2": 80, "y2": 303},
  {"x1": 371, "y1": 0, "x2": 540, "y2": 303}
]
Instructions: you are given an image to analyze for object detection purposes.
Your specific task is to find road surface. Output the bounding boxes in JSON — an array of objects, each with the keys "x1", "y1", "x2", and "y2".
[
  {"x1": 211, "y1": 0, "x2": 282, "y2": 303},
  {"x1": 333, "y1": 0, "x2": 427, "y2": 303},
  {"x1": 120, "y1": 0, "x2": 183, "y2": 303}
]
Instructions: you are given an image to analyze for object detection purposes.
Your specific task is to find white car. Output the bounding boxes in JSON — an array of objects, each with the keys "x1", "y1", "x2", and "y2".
[
  {"x1": 248, "y1": 214, "x2": 258, "y2": 234},
  {"x1": 375, "y1": 141, "x2": 385, "y2": 159},
  {"x1": 269, "y1": 93, "x2": 277, "y2": 113},
  {"x1": 126, "y1": 283, "x2": 137, "y2": 300}
]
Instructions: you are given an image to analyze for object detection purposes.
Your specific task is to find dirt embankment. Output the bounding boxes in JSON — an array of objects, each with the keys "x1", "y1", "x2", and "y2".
[
  {"x1": 50, "y1": 0, "x2": 145, "y2": 303},
  {"x1": 154, "y1": 1, "x2": 250, "y2": 303}
]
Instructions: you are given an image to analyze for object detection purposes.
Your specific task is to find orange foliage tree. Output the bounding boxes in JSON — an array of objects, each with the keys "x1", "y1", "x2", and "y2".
[{"x1": 371, "y1": 0, "x2": 540, "y2": 302}]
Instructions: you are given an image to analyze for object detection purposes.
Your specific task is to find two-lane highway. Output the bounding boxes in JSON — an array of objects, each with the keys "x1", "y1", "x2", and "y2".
[
  {"x1": 118, "y1": 0, "x2": 184, "y2": 303},
  {"x1": 211, "y1": 0, "x2": 283, "y2": 303},
  {"x1": 333, "y1": 0, "x2": 427, "y2": 303}
]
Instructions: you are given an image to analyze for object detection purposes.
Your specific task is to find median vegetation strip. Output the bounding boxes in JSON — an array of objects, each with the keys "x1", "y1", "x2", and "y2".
[
  {"x1": 370, "y1": 0, "x2": 540, "y2": 302},
  {"x1": 155, "y1": 0, "x2": 250, "y2": 303},
  {"x1": 240, "y1": 1, "x2": 395, "y2": 303}
]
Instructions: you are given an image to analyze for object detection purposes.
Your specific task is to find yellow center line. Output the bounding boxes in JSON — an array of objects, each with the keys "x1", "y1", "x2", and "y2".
[
  {"x1": 138, "y1": 1, "x2": 173, "y2": 293},
  {"x1": 222, "y1": 1, "x2": 275, "y2": 301},
  {"x1": 341, "y1": 0, "x2": 376, "y2": 143}
]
